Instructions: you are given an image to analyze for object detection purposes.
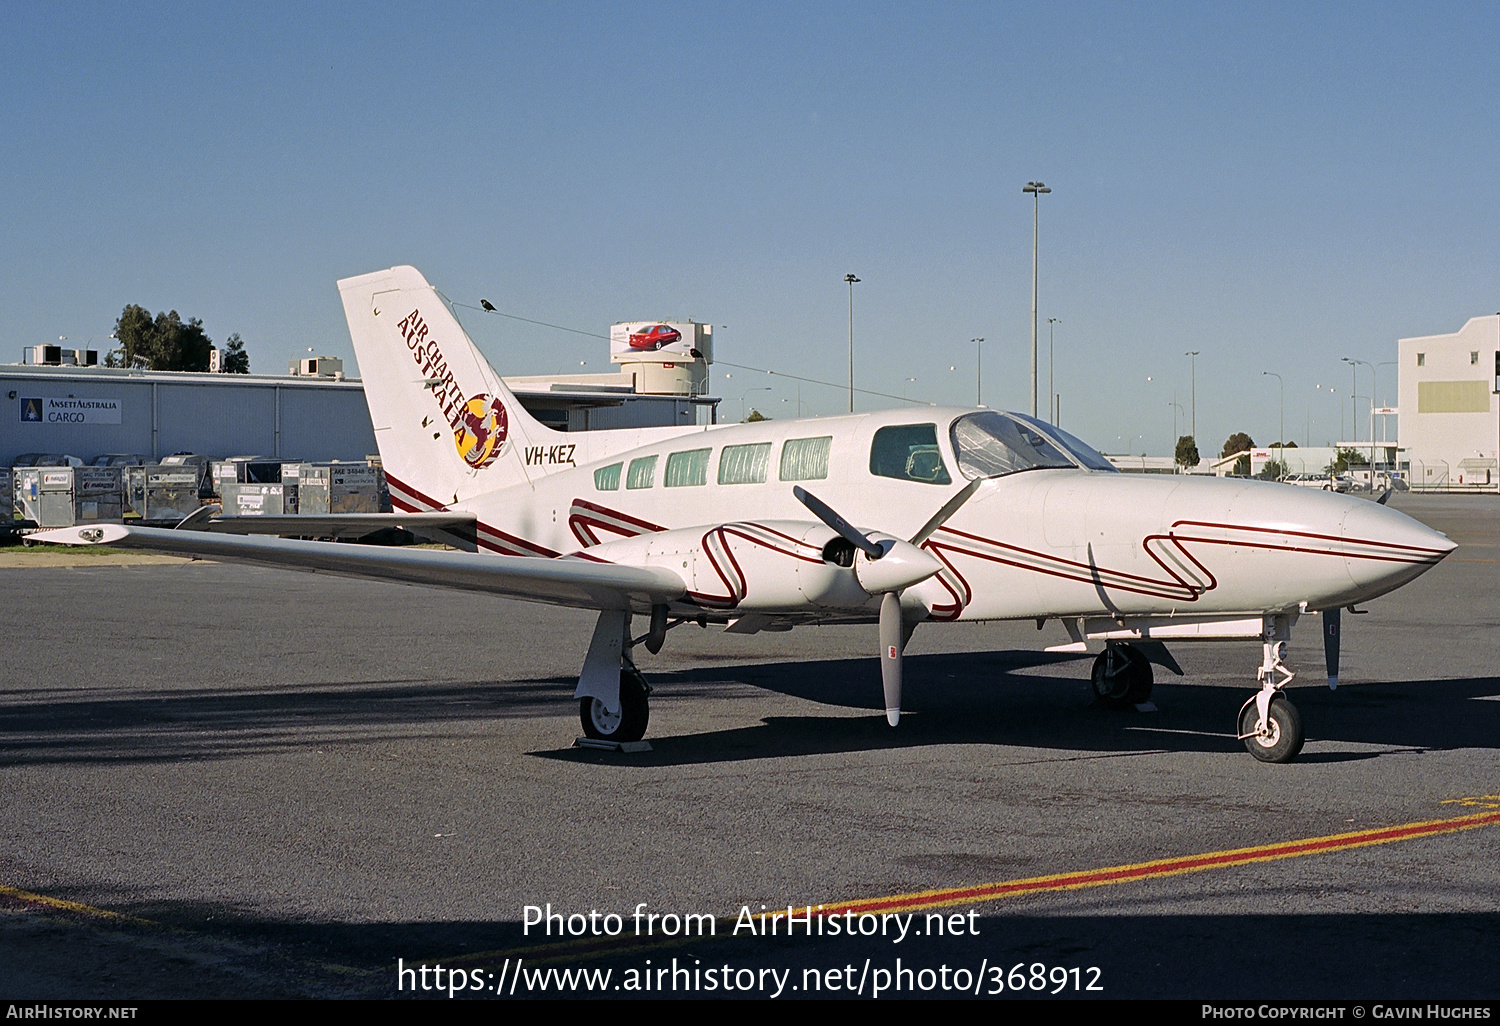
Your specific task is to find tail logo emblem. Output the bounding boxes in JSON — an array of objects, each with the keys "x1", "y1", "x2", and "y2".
[{"x1": 456, "y1": 394, "x2": 509, "y2": 469}]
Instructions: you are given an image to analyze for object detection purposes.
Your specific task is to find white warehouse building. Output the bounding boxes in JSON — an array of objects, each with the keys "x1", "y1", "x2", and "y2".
[{"x1": 1398, "y1": 315, "x2": 1500, "y2": 490}]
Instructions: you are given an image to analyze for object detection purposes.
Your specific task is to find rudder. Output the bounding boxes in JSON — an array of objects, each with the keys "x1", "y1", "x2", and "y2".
[{"x1": 338, "y1": 265, "x2": 545, "y2": 510}]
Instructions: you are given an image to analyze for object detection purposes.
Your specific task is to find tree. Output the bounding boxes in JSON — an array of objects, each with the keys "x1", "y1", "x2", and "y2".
[
  {"x1": 1221, "y1": 431, "x2": 1255, "y2": 477},
  {"x1": 745, "y1": 408, "x2": 770, "y2": 422},
  {"x1": 1221, "y1": 432, "x2": 1255, "y2": 457},
  {"x1": 1174, "y1": 435, "x2": 1200, "y2": 472},
  {"x1": 111, "y1": 305, "x2": 215, "y2": 371},
  {"x1": 1330, "y1": 448, "x2": 1368, "y2": 473},
  {"x1": 222, "y1": 333, "x2": 250, "y2": 373},
  {"x1": 1259, "y1": 458, "x2": 1287, "y2": 481}
]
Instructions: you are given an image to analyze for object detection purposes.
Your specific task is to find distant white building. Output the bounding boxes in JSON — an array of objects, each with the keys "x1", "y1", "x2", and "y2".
[{"x1": 1399, "y1": 315, "x2": 1500, "y2": 490}]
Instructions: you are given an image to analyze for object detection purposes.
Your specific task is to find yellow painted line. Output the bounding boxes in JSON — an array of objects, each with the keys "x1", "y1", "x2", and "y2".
[
  {"x1": 0, "y1": 884, "x2": 370, "y2": 978},
  {"x1": 0, "y1": 884, "x2": 157, "y2": 926},
  {"x1": 817, "y1": 808, "x2": 1500, "y2": 918},
  {"x1": 441, "y1": 806, "x2": 1500, "y2": 968}
]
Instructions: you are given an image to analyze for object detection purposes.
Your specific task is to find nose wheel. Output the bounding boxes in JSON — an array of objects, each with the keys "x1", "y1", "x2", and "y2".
[{"x1": 1237, "y1": 693, "x2": 1303, "y2": 763}]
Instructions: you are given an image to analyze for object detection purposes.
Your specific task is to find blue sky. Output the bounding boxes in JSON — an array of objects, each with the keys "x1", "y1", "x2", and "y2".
[{"x1": 3, "y1": 2, "x2": 1496, "y2": 454}]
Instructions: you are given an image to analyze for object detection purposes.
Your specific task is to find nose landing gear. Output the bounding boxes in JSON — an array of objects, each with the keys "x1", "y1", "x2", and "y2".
[{"x1": 1236, "y1": 616, "x2": 1306, "y2": 763}]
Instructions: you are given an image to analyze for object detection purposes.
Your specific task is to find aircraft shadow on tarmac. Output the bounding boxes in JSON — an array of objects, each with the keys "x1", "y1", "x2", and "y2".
[
  {"x1": 1, "y1": 651, "x2": 1497, "y2": 767},
  {"x1": 534, "y1": 650, "x2": 1500, "y2": 766}
]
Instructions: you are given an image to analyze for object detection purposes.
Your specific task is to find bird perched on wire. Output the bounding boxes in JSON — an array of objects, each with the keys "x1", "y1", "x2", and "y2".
[{"x1": 480, "y1": 299, "x2": 496, "y2": 312}]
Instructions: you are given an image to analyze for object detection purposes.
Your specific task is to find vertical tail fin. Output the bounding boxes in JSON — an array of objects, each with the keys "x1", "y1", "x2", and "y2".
[{"x1": 338, "y1": 266, "x2": 546, "y2": 510}]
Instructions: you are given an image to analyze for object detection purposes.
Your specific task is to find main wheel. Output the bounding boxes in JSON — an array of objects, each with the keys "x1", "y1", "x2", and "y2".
[
  {"x1": 579, "y1": 665, "x2": 650, "y2": 743},
  {"x1": 1238, "y1": 694, "x2": 1304, "y2": 763},
  {"x1": 1091, "y1": 644, "x2": 1153, "y2": 709}
]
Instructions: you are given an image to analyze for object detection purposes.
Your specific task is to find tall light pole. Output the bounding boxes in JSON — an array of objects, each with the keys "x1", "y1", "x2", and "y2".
[
  {"x1": 1185, "y1": 350, "x2": 1200, "y2": 440},
  {"x1": 1047, "y1": 317, "x2": 1060, "y2": 424},
  {"x1": 1341, "y1": 357, "x2": 1364, "y2": 442},
  {"x1": 844, "y1": 274, "x2": 860, "y2": 413},
  {"x1": 1023, "y1": 181, "x2": 1051, "y2": 418},
  {"x1": 971, "y1": 338, "x2": 984, "y2": 405},
  {"x1": 1262, "y1": 371, "x2": 1284, "y2": 477}
]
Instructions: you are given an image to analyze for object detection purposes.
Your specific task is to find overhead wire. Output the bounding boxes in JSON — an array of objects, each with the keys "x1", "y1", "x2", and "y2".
[{"x1": 445, "y1": 298, "x2": 938, "y2": 408}]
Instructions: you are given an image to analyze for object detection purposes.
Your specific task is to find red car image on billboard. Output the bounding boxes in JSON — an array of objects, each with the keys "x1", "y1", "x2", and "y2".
[{"x1": 628, "y1": 324, "x2": 682, "y2": 351}]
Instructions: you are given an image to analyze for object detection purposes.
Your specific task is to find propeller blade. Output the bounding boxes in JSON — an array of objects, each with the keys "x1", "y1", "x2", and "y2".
[
  {"x1": 793, "y1": 486, "x2": 883, "y2": 559},
  {"x1": 909, "y1": 478, "x2": 982, "y2": 546},
  {"x1": 1323, "y1": 606, "x2": 1341, "y2": 690},
  {"x1": 879, "y1": 591, "x2": 904, "y2": 726}
]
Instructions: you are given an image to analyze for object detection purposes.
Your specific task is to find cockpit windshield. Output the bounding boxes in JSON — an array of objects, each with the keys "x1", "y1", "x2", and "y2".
[
  {"x1": 949, "y1": 411, "x2": 1115, "y2": 479},
  {"x1": 1008, "y1": 414, "x2": 1118, "y2": 472}
]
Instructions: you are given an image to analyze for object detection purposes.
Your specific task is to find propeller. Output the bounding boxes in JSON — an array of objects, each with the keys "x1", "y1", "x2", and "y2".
[
  {"x1": 794, "y1": 479, "x2": 983, "y2": 726},
  {"x1": 1322, "y1": 606, "x2": 1340, "y2": 690}
]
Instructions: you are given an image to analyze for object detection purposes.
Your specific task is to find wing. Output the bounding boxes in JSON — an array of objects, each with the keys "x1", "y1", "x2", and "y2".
[
  {"x1": 31, "y1": 524, "x2": 685, "y2": 611},
  {"x1": 204, "y1": 511, "x2": 479, "y2": 550}
]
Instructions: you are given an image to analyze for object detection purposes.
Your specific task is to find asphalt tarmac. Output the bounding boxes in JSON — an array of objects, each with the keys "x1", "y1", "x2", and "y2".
[{"x1": 1, "y1": 494, "x2": 1497, "y2": 1000}]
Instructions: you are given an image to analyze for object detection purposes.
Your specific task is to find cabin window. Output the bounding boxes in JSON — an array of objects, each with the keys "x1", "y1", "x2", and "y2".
[
  {"x1": 949, "y1": 411, "x2": 1077, "y2": 479},
  {"x1": 1417, "y1": 353, "x2": 1425, "y2": 366},
  {"x1": 626, "y1": 455, "x2": 658, "y2": 489},
  {"x1": 779, "y1": 436, "x2": 832, "y2": 481},
  {"x1": 719, "y1": 442, "x2": 772, "y2": 485},
  {"x1": 664, "y1": 448, "x2": 711, "y2": 487},
  {"x1": 869, "y1": 424, "x2": 952, "y2": 485},
  {"x1": 1472, "y1": 351, "x2": 1480, "y2": 365},
  {"x1": 594, "y1": 463, "x2": 622, "y2": 490}
]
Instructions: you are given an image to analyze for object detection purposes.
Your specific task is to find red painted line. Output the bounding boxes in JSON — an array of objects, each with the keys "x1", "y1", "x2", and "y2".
[{"x1": 818, "y1": 809, "x2": 1500, "y2": 918}]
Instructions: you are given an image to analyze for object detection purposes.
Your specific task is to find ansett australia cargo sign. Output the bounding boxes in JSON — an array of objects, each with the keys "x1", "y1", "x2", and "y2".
[{"x1": 19, "y1": 396, "x2": 122, "y2": 425}]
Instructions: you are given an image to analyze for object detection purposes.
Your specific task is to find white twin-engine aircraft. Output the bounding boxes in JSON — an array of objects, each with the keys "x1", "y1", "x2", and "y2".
[{"x1": 38, "y1": 266, "x2": 1455, "y2": 762}]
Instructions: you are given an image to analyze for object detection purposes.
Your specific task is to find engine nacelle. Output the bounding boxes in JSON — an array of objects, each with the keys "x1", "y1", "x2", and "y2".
[{"x1": 578, "y1": 520, "x2": 935, "y2": 613}]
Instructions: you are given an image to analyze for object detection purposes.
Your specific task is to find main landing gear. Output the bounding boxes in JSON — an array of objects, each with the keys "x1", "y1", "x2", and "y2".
[
  {"x1": 575, "y1": 605, "x2": 685, "y2": 745},
  {"x1": 1235, "y1": 615, "x2": 1306, "y2": 763},
  {"x1": 580, "y1": 656, "x2": 651, "y2": 743},
  {"x1": 1091, "y1": 643, "x2": 1153, "y2": 709}
]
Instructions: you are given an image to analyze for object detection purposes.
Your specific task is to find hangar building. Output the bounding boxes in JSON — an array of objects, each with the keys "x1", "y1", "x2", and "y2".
[
  {"x1": 1398, "y1": 316, "x2": 1500, "y2": 490},
  {"x1": 4, "y1": 352, "x2": 715, "y2": 466}
]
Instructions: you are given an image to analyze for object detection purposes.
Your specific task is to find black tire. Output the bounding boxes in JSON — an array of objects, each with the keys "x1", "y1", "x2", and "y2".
[
  {"x1": 579, "y1": 665, "x2": 650, "y2": 743},
  {"x1": 1238, "y1": 694, "x2": 1304, "y2": 763},
  {"x1": 1091, "y1": 644, "x2": 1153, "y2": 708}
]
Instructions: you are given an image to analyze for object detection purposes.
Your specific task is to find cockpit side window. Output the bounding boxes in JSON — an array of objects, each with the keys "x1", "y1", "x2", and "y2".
[
  {"x1": 949, "y1": 411, "x2": 1076, "y2": 480},
  {"x1": 869, "y1": 424, "x2": 952, "y2": 485}
]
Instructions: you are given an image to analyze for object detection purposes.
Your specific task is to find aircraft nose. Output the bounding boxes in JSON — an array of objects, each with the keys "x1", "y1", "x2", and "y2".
[{"x1": 1340, "y1": 500, "x2": 1455, "y2": 598}]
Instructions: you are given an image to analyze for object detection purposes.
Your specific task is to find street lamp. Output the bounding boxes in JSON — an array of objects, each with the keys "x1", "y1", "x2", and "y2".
[
  {"x1": 1185, "y1": 350, "x2": 1200, "y2": 441},
  {"x1": 844, "y1": 274, "x2": 860, "y2": 413},
  {"x1": 1023, "y1": 181, "x2": 1051, "y2": 418},
  {"x1": 971, "y1": 338, "x2": 984, "y2": 406},
  {"x1": 1341, "y1": 358, "x2": 1370, "y2": 440},
  {"x1": 1047, "y1": 318, "x2": 1061, "y2": 424},
  {"x1": 1262, "y1": 371, "x2": 1284, "y2": 477}
]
